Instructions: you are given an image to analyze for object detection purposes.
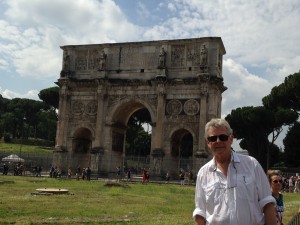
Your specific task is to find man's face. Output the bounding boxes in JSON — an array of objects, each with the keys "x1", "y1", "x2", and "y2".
[{"x1": 206, "y1": 126, "x2": 233, "y2": 160}]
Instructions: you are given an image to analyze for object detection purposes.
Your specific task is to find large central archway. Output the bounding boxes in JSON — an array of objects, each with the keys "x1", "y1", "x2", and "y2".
[{"x1": 109, "y1": 99, "x2": 153, "y2": 175}]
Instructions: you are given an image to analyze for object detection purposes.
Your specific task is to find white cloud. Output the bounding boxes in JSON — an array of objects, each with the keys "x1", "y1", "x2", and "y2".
[
  {"x1": 0, "y1": 0, "x2": 299, "y2": 136},
  {"x1": 137, "y1": 2, "x2": 151, "y2": 19},
  {"x1": 221, "y1": 58, "x2": 273, "y2": 116},
  {"x1": 0, "y1": 0, "x2": 144, "y2": 81},
  {"x1": 13, "y1": 45, "x2": 61, "y2": 78},
  {"x1": 167, "y1": 3, "x2": 177, "y2": 12},
  {"x1": 0, "y1": 58, "x2": 9, "y2": 71},
  {"x1": 0, "y1": 87, "x2": 39, "y2": 100}
]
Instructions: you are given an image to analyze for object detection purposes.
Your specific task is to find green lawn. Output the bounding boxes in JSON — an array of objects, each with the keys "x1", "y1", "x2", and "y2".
[
  {"x1": 0, "y1": 176, "x2": 195, "y2": 225},
  {"x1": 0, "y1": 176, "x2": 299, "y2": 225},
  {"x1": 0, "y1": 142, "x2": 52, "y2": 155},
  {"x1": 0, "y1": 142, "x2": 299, "y2": 224}
]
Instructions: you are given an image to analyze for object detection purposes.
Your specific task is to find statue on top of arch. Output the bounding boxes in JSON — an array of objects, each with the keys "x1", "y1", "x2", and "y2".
[
  {"x1": 98, "y1": 49, "x2": 107, "y2": 71},
  {"x1": 158, "y1": 47, "x2": 167, "y2": 69},
  {"x1": 60, "y1": 49, "x2": 71, "y2": 77},
  {"x1": 200, "y1": 44, "x2": 208, "y2": 66}
]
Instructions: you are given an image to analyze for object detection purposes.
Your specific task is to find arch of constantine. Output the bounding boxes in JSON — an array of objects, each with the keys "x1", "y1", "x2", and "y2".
[{"x1": 53, "y1": 37, "x2": 227, "y2": 178}]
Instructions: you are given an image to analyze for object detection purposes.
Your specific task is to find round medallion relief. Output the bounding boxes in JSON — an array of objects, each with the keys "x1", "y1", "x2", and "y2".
[
  {"x1": 72, "y1": 100, "x2": 84, "y2": 114},
  {"x1": 166, "y1": 100, "x2": 182, "y2": 115},
  {"x1": 184, "y1": 99, "x2": 199, "y2": 115},
  {"x1": 86, "y1": 101, "x2": 97, "y2": 115}
]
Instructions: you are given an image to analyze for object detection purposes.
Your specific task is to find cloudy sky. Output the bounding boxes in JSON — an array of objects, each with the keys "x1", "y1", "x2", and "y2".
[{"x1": 1, "y1": 0, "x2": 299, "y2": 148}]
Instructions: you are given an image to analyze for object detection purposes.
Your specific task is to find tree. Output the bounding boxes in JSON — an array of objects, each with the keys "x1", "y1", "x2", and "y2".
[
  {"x1": 0, "y1": 95, "x2": 10, "y2": 137},
  {"x1": 262, "y1": 71, "x2": 300, "y2": 166},
  {"x1": 6, "y1": 98, "x2": 49, "y2": 139},
  {"x1": 226, "y1": 106, "x2": 272, "y2": 169},
  {"x1": 125, "y1": 109, "x2": 151, "y2": 156},
  {"x1": 225, "y1": 106, "x2": 297, "y2": 170},
  {"x1": 283, "y1": 122, "x2": 300, "y2": 167},
  {"x1": 0, "y1": 112, "x2": 17, "y2": 139},
  {"x1": 0, "y1": 94, "x2": 9, "y2": 113},
  {"x1": 263, "y1": 71, "x2": 300, "y2": 114},
  {"x1": 38, "y1": 86, "x2": 59, "y2": 110},
  {"x1": 36, "y1": 110, "x2": 57, "y2": 141},
  {"x1": 0, "y1": 93, "x2": 57, "y2": 143}
]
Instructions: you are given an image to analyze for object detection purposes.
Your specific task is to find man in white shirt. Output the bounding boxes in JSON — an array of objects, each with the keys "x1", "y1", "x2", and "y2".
[{"x1": 193, "y1": 118, "x2": 277, "y2": 225}]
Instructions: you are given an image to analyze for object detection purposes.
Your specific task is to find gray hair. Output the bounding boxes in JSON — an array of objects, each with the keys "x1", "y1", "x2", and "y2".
[{"x1": 204, "y1": 118, "x2": 233, "y2": 138}]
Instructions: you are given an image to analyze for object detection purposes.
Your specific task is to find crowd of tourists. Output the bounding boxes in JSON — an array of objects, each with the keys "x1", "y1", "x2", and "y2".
[{"x1": 281, "y1": 175, "x2": 300, "y2": 193}]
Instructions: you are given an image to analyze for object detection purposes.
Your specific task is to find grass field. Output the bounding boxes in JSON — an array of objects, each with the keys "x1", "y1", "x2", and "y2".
[
  {"x1": 0, "y1": 176, "x2": 299, "y2": 225},
  {"x1": 0, "y1": 142, "x2": 52, "y2": 156},
  {"x1": 0, "y1": 142, "x2": 299, "y2": 224},
  {"x1": 0, "y1": 176, "x2": 196, "y2": 225}
]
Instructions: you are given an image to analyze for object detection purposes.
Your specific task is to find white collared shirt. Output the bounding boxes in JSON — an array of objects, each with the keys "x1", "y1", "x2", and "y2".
[{"x1": 193, "y1": 151, "x2": 275, "y2": 225}]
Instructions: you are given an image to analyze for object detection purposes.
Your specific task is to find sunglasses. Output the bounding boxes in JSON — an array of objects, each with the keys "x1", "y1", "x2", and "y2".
[
  {"x1": 272, "y1": 180, "x2": 283, "y2": 184},
  {"x1": 207, "y1": 134, "x2": 229, "y2": 142}
]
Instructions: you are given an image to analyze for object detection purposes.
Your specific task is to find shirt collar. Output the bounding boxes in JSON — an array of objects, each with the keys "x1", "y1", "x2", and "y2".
[{"x1": 208, "y1": 150, "x2": 241, "y2": 172}]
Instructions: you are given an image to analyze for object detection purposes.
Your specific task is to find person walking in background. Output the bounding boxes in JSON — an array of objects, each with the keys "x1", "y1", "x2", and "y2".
[
  {"x1": 116, "y1": 166, "x2": 121, "y2": 182},
  {"x1": 165, "y1": 172, "x2": 170, "y2": 184},
  {"x1": 193, "y1": 118, "x2": 276, "y2": 225},
  {"x1": 49, "y1": 165, "x2": 54, "y2": 178},
  {"x1": 76, "y1": 167, "x2": 81, "y2": 180},
  {"x1": 127, "y1": 168, "x2": 131, "y2": 182},
  {"x1": 268, "y1": 171, "x2": 284, "y2": 225},
  {"x1": 3, "y1": 163, "x2": 9, "y2": 175},
  {"x1": 179, "y1": 169, "x2": 185, "y2": 185},
  {"x1": 142, "y1": 168, "x2": 147, "y2": 183},
  {"x1": 146, "y1": 168, "x2": 150, "y2": 183},
  {"x1": 86, "y1": 167, "x2": 91, "y2": 181},
  {"x1": 67, "y1": 167, "x2": 72, "y2": 179},
  {"x1": 37, "y1": 166, "x2": 42, "y2": 177},
  {"x1": 294, "y1": 176, "x2": 300, "y2": 193},
  {"x1": 288, "y1": 176, "x2": 294, "y2": 192},
  {"x1": 81, "y1": 168, "x2": 86, "y2": 180}
]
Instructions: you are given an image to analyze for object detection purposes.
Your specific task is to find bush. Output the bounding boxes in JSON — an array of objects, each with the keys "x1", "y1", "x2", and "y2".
[
  {"x1": 3, "y1": 133, "x2": 11, "y2": 143},
  {"x1": 12, "y1": 138, "x2": 54, "y2": 147}
]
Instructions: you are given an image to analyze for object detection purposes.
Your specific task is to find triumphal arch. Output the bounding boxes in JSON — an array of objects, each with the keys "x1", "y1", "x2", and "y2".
[{"x1": 53, "y1": 37, "x2": 227, "y2": 178}]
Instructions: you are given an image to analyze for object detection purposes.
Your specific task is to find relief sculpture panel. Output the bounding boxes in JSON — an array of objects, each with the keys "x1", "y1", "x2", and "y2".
[
  {"x1": 72, "y1": 100, "x2": 85, "y2": 115},
  {"x1": 166, "y1": 99, "x2": 200, "y2": 116},
  {"x1": 184, "y1": 99, "x2": 199, "y2": 116},
  {"x1": 166, "y1": 100, "x2": 182, "y2": 115},
  {"x1": 75, "y1": 51, "x2": 87, "y2": 71},
  {"x1": 186, "y1": 45, "x2": 200, "y2": 65},
  {"x1": 171, "y1": 45, "x2": 185, "y2": 67}
]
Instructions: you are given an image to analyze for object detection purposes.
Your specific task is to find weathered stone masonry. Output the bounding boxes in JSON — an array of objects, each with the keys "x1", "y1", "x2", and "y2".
[{"x1": 53, "y1": 37, "x2": 227, "y2": 178}]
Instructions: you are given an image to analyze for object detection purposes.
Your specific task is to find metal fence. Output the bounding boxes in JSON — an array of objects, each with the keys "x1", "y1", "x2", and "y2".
[
  {"x1": 0, "y1": 151, "x2": 195, "y2": 180},
  {"x1": 0, "y1": 151, "x2": 53, "y2": 176},
  {"x1": 287, "y1": 213, "x2": 300, "y2": 225}
]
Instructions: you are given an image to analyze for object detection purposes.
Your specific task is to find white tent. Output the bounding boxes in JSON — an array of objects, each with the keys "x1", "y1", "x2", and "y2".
[{"x1": 2, "y1": 154, "x2": 25, "y2": 163}]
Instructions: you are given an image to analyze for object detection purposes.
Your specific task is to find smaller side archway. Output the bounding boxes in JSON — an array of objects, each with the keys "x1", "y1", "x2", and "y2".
[
  {"x1": 170, "y1": 128, "x2": 194, "y2": 174},
  {"x1": 71, "y1": 127, "x2": 93, "y2": 170}
]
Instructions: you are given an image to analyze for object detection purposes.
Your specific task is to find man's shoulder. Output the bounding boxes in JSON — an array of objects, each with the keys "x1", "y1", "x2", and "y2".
[
  {"x1": 234, "y1": 152, "x2": 257, "y2": 162},
  {"x1": 198, "y1": 158, "x2": 214, "y2": 173}
]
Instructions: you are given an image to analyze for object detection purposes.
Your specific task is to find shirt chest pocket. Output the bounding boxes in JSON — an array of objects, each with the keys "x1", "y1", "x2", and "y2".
[{"x1": 236, "y1": 174, "x2": 255, "y2": 201}]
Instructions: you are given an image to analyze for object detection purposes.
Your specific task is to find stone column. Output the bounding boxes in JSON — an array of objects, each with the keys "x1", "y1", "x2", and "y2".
[
  {"x1": 153, "y1": 83, "x2": 165, "y2": 149},
  {"x1": 198, "y1": 94, "x2": 207, "y2": 152},
  {"x1": 94, "y1": 81, "x2": 105, "y2": 147},
  {"x1": 196, "y1": 78, "x2": 209, "y2": 157},
  {"x1": 55, "y1": 81, "x2": 68, "y2": 148},
  {"x1": 193, "y1": 85, "x2": 209, "y2": 171}
]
